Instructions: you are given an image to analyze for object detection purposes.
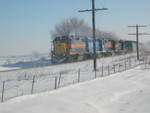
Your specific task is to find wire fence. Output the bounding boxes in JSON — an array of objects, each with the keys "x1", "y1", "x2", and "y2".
[{"x1": 0, "y1": 55, "x2": 150, "y2": 103}]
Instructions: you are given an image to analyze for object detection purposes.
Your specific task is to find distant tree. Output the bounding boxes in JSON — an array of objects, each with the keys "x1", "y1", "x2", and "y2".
[
  {"x1": 96, "y1": 29, "x2": 119, "y2": 40},
  {"x1": 50, "y1": 17, "x2": 92, "y2": 39},
  {"x1": 51, "y1": 17, "x2": 119, "y2": 40},
  {"x1": 32, "y1": 51, "x2": 39, "y2": 58}
]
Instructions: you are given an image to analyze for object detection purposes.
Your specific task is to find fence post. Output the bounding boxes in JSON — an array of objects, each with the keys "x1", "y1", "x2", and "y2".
[
  {"x1": 135, "y1": 59, "x2": 137, "y2": 67},
  {"x1": 108, "y1": 65, "x2": 110, "y2": 75},
  {"x1": 129, "y1": 60, "x2": 131, "y2": 68},
  {"x1": 138, "y1": 59, "x2": 139, "y2": 65},
  {"x1": 119, "y1": 63, "x2": 121, "y2": 72},
  {"x1": 142, "y1": 57, "x2": 144, "y2": 64},
  {"x1": 1, "y1": 81, "x2": 5, "y2": 102},
  {"x1": 55, "y1": 76, "x2": 57, "y2": 89},
  {"x1": 113, "y1": 64, "x2": 116, "y2": 73},
  {"x1": 101, "y1": 65, "x2": 103, "y2": 76},
  {"x1": 146, "y1": 56, "x2": 148, "y2": 64},
  {"x1": 78, "y1": 68, "x2": 80, "y2": 82},
  {"x1": 95, "y1": 69, "x2": 97, "y2": 78},
  {"x1": 31, "y1": 75, "x2": 35, "y2": 94},
  {"x1": 125, "y1": 61, "x2": 126, "y2": 70},
  {"x1": 145, "y1": 57, "x2": 147, "y2": 66},
  {"x1": 145, "y1": 63, "x2": 147, "y2": 70},
  {"x1": 58, "y1": 73, "x2": 62, "y2": 88}
]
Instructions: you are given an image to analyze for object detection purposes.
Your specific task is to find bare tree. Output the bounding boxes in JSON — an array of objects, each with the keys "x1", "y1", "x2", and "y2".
[
  {"x1": 51, "y1": 17, "x2": 91, "y2": 39},
  {"x1": 96, "y1": 29, "x2": 119, "y2": 40},
  {"x1": 51, "y1": 17, "x2": 119, "y2": 40}
]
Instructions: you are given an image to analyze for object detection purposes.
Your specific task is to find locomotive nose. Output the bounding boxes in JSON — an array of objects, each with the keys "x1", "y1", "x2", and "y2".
[{"x1": 54, "y1": 43, "x2": 67, "y2": 54}]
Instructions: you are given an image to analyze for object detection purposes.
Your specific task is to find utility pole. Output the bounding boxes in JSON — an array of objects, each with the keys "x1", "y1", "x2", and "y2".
[
  {"x1": 78, "y1": 0, "x2": 108, "y2": 71},
  {"x1": 128, "y1": 25, "x2": 147, "y2": 60}
]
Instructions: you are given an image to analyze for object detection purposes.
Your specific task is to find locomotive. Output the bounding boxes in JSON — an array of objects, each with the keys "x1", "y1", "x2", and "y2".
[{"x1": 51, "y1": 35, "x2": 138, "y2": 63}]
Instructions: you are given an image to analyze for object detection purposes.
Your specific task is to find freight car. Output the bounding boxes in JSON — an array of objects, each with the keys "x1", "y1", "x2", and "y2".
[
  {"x1": 124, "y1": 40, "x2": 137, "y2": 53},
  {"x1": 51, "y1": 35, "x2": 137, "y2": 63}
]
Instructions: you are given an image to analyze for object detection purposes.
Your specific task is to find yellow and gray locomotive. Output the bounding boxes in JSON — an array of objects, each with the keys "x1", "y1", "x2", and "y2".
[{"x1": 51, "y1": 35, "x2": 88, "y2": 63}]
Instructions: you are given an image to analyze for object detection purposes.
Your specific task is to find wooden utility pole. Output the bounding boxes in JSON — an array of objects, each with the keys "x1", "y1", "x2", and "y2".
[
  {"x1": 78, "y1": 0, "x2": 107, "y2": 71},
  {"x1": 92, "y1": 0, "x2": 97, "y2": 71},
  {"x1": 128, "y1": 25, "x2": 147, "y2": 60}
]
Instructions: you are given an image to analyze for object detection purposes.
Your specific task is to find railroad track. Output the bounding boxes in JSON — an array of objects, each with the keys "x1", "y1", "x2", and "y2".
[
  {"x1": 0, "y1": 54, "x2": 144, "y2": 73},
  {"x1": 0, "y1": 58, "x2": 92, "y2": 73}
]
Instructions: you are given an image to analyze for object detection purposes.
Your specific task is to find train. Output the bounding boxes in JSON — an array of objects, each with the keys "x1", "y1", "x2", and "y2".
[{"x1": 51, "y1": 35, "x2": 139, "y2": 63}]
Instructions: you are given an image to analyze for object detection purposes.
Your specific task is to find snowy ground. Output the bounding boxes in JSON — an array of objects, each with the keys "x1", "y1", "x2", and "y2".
[
  {"x1": 0, "y1": 54, "x2": 50, "y2": 71},
  {"x1": 0, "y1": 54, "x2": 150, "y2": 113},
  {"x1": 0, "y1": 65, "x2": 150, "y2": 113}
]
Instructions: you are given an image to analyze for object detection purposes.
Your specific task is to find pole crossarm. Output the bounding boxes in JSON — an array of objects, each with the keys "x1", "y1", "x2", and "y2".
[
  {"x1": 128, "y1": 33, "x2": 148, "y2": 35},
  {"x1": 139, "y1": 33, "x2": 149, "y2": 35},
  {"x1": 138, "y1": 25, "x2": 147, "y2": 27},
  {"x1": 78, "y1": 8, "x2": 108, "y2": 12},
  {"x1": 128, "y1": 25, "x2": 147, "y2": 28},
  {"x1": 128, "y1": 25, "x2": 136, "y2": 27}
]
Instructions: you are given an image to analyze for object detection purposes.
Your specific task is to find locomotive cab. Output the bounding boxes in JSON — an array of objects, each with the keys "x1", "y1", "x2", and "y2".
[{"x1": 51, "y1": 36, "x2": 71, "y2": 63}]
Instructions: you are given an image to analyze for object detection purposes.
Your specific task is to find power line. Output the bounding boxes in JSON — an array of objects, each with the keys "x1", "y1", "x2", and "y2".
[{"x1": 78, "y1": 0, "x2": 108, "y2": 71}]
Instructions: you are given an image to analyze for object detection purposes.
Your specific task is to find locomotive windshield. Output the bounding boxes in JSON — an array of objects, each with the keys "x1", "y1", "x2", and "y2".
[{"x1": 53, "y1": 36, "x2": 71, "y2": 44}]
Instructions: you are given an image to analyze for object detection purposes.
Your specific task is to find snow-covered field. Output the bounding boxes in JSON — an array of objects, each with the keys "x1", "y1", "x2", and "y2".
[
  {"x1": 0, "y1": 54, "x2": 51, "y2": 71},
  {"x1": 0, "y1": 54, "x2": 150, "y2": 113},
  {"x1": 0, "y1": 62, "x2": 150, "y2": 113}
]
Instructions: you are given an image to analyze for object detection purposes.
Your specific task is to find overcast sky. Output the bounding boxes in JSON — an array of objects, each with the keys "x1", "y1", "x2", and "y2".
[{"x1": 0, "y1": 0, "x2": 150, "y2": 56}]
